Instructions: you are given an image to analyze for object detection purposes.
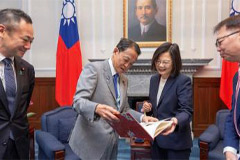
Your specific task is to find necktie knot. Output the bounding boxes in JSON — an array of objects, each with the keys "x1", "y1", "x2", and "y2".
[
  {"x1": 113, "y1": 73, "x2": 119, "y2": 80},
  {"x1": 3, "y1": 58, "x2": 12, "y2": 67}
]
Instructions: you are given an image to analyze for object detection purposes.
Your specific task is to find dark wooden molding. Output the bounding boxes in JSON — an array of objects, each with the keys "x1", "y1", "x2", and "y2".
[
  {"x1": 28, "y1": 78, "x2": 59, "y2": 129},
  {"x1": 199, "y1": 141, "x2": 209, "y2": 160},
  {"x1": 193, "y1": 77, "x2": 227, "y2": 136},
  {"x1": 130, "y1": 137, "x2": 151, "y2": 160},
  {"x1": 54, "y1": 150, "x2": 65, "y2": 160}
]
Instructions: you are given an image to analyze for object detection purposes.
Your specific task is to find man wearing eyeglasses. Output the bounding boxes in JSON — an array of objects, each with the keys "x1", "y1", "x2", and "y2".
[{"x1": 214, "y1": 15, "x2": 240, "y2": 160}]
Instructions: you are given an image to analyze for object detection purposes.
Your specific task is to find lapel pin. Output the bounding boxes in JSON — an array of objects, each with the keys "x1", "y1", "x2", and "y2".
[{"x1": 19, "y1": 67, "x2": 25, "y2": 75}]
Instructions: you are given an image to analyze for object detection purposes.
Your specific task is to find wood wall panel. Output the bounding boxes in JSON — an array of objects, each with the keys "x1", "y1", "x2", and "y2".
[
  {"x1": 193, "y1": 77, "x2": 227, "y2": 137},
  {"x1": 28, "y1": 78, "x2": 59, "y2": 129}
]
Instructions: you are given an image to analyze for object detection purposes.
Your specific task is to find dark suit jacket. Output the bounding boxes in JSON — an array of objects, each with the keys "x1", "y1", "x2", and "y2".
[
  {"x1": 148, "y1": 73, "x2": 193, "y2": 150},
  {"x1": 224, "y1": 72, "x2": 240, "y2": 150},
  {"x1": 0, "y1": 56, "x2": 35, "y2": 159},
  {"x1": 128, "y1": 20, "x2": 166, "y2": 42}
]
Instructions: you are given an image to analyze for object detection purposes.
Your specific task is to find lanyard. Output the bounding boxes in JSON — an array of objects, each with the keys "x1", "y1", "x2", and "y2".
[{"x1": 234, "y1": 69, "x2": 240, "y2": 136}]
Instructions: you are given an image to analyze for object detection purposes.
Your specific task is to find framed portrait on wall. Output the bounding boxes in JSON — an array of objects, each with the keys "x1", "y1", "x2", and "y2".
[{"x1": 123, "y1": 0, "x2": 172, "y2": 47}]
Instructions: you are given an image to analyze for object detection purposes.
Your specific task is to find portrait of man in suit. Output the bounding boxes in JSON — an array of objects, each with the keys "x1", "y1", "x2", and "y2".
[
  {"x1": 0, "y1": 9, "x2": 35, "y2": 159},
  {"x1": 128, "y1": 0, "x2": 167, "y2": 42}
]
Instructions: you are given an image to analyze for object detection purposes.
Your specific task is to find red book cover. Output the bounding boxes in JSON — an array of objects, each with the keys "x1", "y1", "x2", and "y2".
[
  {"x1": 109, "y1": 113, "x2": 172, "y2": 141},
  {"x1": 109, "y1": 113, "x2": 152, "y2": 140}
]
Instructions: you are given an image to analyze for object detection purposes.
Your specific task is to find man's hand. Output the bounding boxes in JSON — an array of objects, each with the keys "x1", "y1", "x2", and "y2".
[
  {"x1": 225, "y1": 151, "x2": 238, "y2": 160},
  {"x1": 162, "y1": 117, "x2": 178, "y2": 136},
  {"x1": 141, "y1": 101, "x2": 152, "y2": 113},
  {"x1": 95, "y1": 104, "x2": 120, "y2": 123},
  {"x1": 142, "y1": 115, "x2": 158, "y2": 123}
]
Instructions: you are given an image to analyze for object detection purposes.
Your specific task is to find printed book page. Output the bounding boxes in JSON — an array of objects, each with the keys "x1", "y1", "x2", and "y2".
[
  {"x1": 109, "y1": 112, "x2": 173, "y2": 141},
  {"x1": 140, "y1": 120, "x2": 173, "y2": 139}
]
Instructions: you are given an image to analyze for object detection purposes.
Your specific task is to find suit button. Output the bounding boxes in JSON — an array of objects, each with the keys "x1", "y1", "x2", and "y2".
[{"x1": 2, "y1": 141, "x2": 7, "y2": 146}]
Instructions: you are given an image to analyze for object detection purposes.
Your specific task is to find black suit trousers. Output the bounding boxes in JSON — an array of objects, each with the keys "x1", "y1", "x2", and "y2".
[
  {"x1": 3, "y1": 138, "x2": 20, "y2": 160},
  {"x1": 151, "y1": 139, "x2": 191, "y2": 160}
]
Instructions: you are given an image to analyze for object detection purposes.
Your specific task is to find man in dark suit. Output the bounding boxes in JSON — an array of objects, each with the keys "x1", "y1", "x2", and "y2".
[
  {"x1": 128, "y1": 0, "x2": 166, "y2": 42},
  {"x1": 214, "y1": 15, "x2": 240, "y2": 160},
  {"x1": 0, "y1": 9, "x2": 35, "y2": 159}
]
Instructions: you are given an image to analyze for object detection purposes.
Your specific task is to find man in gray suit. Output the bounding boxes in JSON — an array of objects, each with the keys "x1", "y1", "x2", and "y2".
[{"x1": 69, "y1": 38, "x2": 158, "y2": 160}]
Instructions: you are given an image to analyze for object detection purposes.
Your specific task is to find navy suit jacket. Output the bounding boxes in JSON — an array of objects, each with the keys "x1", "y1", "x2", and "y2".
[
  {"x1": 224, "y1": 72, "x2": 240, "y2": 151},
  {"x1": 0, "y1": 56, "x2": 35, "y2": 159},
  {"x1": 148, "y1": 73, "x2": 193, "y2": 150},
  {"x1": 128, "y1": 20, "x2": 166, "y2": 42}
]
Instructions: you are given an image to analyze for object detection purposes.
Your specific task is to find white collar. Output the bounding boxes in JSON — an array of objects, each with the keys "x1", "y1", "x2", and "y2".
[
  {"x1": 108, "y1": 58, "x2": 117, "y2": 76},
  {"x1": 0, "y1": 53, "x2": 14, "y2": 63},
  {"x1": 140, "y1": 20, "x2": 154, "y2": 34}
]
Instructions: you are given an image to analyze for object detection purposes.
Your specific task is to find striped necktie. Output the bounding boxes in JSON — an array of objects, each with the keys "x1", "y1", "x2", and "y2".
[
  {"x1": 113, "y1": 73, "x2": 120, "y2": 109},
  {"x1": 3, "y1": 58, "x2": 16, "y2": 115}
]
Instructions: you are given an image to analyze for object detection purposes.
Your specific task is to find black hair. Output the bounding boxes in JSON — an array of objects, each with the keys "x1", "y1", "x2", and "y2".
[
  {"x1": 151, "y1": 42, "x2": 182, "y2": 77},
  {"x1": 116, "y1": 38, "x2": 141, "y2": 55},
  {"x1": 0, "y1": 8, "x2": 32, "y2": 33},
  {"x1": 214, "y1": 15, "x2": 240, "y2": 33}
]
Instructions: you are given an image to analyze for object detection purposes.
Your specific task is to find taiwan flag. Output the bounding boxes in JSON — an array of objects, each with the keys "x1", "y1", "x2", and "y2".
[
  {"x1": 219, "y1": 0, "x2": 239, "y2": 109},
  {"x1": 56, "y1": 0, "x2": 82, "y2": 106}
]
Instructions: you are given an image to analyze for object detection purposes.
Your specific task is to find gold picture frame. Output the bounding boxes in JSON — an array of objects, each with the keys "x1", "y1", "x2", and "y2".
[{"x1": 123, "y1": 0, "x2": 172, "y2": 48}]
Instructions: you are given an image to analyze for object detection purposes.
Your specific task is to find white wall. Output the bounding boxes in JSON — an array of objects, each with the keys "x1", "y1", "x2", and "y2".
[{"x1": 0, "y1": 0, "x2": 230, "y2": 77}]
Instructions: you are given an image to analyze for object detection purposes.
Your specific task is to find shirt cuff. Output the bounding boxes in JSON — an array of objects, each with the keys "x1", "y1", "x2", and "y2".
[
  {"x1": 223, "y1": 146, "x2": 237, "y2": 155},
  {"x1": 140, "y1": 115, "x2": 144, "y2": 122}
]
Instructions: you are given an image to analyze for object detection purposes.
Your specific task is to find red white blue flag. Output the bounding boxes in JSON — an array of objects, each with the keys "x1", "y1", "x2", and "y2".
[
  {"x1": 56, "y1": 0, "x2": 82, "y2": 106},
  {"x1": 219, "y1": 0, "x2": 239, "y2": 109}
]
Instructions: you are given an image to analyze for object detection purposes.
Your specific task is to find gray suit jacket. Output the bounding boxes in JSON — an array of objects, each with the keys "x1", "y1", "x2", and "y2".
[{"x1": 69, "y1": 60, "x2": 142, "y2": 160}]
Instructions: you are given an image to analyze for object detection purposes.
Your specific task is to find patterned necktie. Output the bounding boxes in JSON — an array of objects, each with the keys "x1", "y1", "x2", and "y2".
[
  {"x1": 234, "y1": 69, "x2": 240, "y2": 136},
  {"x1": 3, "y1": 58, "x2": 16, "y2": 115},
  {"x1": 113, "y1": 73, "x2": 120, "y2": 109}
]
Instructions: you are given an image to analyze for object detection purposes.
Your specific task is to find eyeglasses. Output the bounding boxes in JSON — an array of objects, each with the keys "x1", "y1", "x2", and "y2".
[
  {"x1": 215, "y1": 30, "x2": 240, "y2": 47},
  {"x1": 155, "y1": 60, "x2": 171, "y2": 66}
]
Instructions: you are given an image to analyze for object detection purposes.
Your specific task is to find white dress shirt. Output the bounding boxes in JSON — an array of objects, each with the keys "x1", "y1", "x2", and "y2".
[
  {"x1": 140, "y1": 20, "x2": 154, "y2": 35},
  {"x1": 157, "y1": 77, "x2": 167, "y2": 105},
  {"x1": 108, "y1": 58, "x2": 144, "y2": 121},
  {"x1": 0, "y1": 53, "x2": 17, "y2": 91}
]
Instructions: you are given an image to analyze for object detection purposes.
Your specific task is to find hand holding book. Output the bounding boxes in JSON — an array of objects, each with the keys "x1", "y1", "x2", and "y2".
[
  {"x1": 140, "y1": 101, "x2": 178, "y2": 136},
  {"x1": 109, "y1": 113, "x2": 173, "y2": 141},
  {"x1": 142, "y1": 114, "x2": 158, "y2": 123},
  {"x1": 95, "y1": 104, "x2": 120, "y2": 122},
  {"x1": 161, "y1": 117, "x2": 178, "y2": 135}
]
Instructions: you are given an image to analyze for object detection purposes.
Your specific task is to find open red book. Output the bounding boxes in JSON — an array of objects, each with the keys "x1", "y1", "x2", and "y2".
[{"x1": 109, "y1": 113, "x2": 173, "y2": 141}]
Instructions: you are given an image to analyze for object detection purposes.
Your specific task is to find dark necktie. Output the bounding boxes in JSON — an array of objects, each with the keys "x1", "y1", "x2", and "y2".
[
  {"x1": 3, "y1": 58, "x2": 16, "y2": 115},
  {"x1": 113, "y1": 73, "x2": 120, "y2": 109}
]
